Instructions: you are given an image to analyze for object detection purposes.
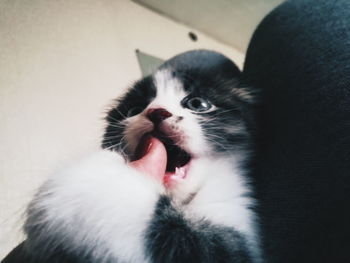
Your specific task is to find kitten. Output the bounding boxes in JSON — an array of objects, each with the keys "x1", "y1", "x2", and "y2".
[{"x1": 15, "y1": 50, "x2": 261, "y2": 263}]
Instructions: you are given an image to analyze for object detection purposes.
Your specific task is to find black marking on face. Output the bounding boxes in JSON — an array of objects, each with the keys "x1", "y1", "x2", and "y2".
[
  {"x1": 103, "y1": 50, "x2": 256, "y2": 157},
  {"x1": 102, "y1": 76, "x2": 156, "y2": 151}
]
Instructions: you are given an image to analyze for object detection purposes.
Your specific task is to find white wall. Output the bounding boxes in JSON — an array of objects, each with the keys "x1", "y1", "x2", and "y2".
[
  {"x1": 0, "y1": 0, "x2": 244, "y2": 258},
  {"x1": 135, "y1": 0, "x2": 283, "y2": 51}
]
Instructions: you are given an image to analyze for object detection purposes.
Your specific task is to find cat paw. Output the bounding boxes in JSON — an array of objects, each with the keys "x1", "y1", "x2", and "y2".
[{"x1": 24, "y1": 150, "x2": 164, "y2": 262}]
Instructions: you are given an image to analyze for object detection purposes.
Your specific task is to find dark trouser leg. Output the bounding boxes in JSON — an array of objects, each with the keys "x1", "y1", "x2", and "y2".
[{"x1": 244, "y1": 0, "x2": 350, "y2": 262}]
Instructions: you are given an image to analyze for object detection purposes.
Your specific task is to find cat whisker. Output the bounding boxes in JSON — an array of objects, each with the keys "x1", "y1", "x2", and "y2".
[
  {"x1": 111, "y1": 108, "x2": 128, "y2": 119},
  {"x1": 105, "y1": 124, "x2": 125, "y2": 130},
  {"x1": 105, "y1": 118, "x2": 126, "y2": 126},
  {"x1": 209, "y1": 108, "x2": 240, "y2": 116},
  {"x1": 206, "y1": 133, "x2": 227, "y2": 141},
  {"x1": 103, "y1": 133, "x2": 124, "y2": 139},
  {"x1": 106, "y1": 135, "x2": 130, "y2": 159},
  {"x1": 205, "y1": 137, "x2": 231, "y2": 153}
]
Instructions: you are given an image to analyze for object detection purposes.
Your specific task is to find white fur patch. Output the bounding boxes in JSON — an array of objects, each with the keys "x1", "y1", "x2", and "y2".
[
  {"x1": 179, "y1": 156, "x2": 261, "y2": 261},
  {"x1": 152, "y1": 69, "x2": 187, "y2": 111},
  {"x1": 27, "y1": 150, "x2": 164, "y2": 263},
  {"x1": 152, "y1": 69, "x2": 211, "y2": 156}
]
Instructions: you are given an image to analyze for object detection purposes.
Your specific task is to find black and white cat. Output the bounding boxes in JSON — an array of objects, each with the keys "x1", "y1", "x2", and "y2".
[{"x1": 5, "y1": 50, "x2": 262, "y2": 263}]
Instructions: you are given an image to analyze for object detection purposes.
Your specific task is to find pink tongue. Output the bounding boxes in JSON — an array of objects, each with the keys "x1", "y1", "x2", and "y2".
[{"x1": 129, "y1": 136, "x2": 167, "y2": 182}]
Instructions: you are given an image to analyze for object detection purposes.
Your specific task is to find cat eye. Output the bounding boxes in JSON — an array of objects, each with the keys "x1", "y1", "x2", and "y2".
[
  {"x1": 185, "y1": 97, "x2": 213, "y2": 113},
  {"x1": 127, "y1": 106, "x2": 143, "y2": 117}
]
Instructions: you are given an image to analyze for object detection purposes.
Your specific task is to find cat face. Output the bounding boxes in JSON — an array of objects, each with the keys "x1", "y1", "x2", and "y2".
[{"x1": 103, "y1": 50, "x2": 254, "y2": 172}]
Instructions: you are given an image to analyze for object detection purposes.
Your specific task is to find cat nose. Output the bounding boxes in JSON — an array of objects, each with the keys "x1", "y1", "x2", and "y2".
[{"x1": 146, "y1": 108, "x2": 172, "y2": 124}]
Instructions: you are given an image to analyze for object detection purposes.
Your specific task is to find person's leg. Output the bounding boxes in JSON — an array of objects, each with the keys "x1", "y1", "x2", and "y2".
[{"x1": 243, "y1": 0, "x2": 350, "y2": 262}]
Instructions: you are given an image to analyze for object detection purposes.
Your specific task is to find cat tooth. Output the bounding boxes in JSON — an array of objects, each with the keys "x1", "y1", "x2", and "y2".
[{"x1": 175, "y1": 167, "x2": 186, "y2": 178}]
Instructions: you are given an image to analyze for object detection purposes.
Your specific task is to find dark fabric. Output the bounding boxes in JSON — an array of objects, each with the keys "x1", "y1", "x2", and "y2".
[
  {"x1": 1, "y1": 242, "x2": 84, "y2": 263},
  {"x1": 243, "y1": 0, "x2": 350, "y2": 262},
  {"x1": 1, "y1": 243, "x2": 29, "y2": 263}
]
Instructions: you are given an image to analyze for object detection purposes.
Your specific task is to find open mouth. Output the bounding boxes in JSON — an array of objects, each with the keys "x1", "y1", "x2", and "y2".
[{"x1": 133, "y1": 132, "x2": 192, "y2": 173}]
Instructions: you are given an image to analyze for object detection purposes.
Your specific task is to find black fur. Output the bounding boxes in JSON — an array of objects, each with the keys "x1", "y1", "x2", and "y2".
[
  {"x1": 1, "y1": 242, "x2": 94, "y2": 263},
  {"x1": 102, "y1": 76, "x2": 156, "y2": 153},
  {"x1": 145, "y1": 196, "x2": 251, "y2": 263}
]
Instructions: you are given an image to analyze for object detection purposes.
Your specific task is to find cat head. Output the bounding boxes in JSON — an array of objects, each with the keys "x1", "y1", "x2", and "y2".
[{"x1": 102, "y1": 50, "x2": 255, "y2": 172}]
